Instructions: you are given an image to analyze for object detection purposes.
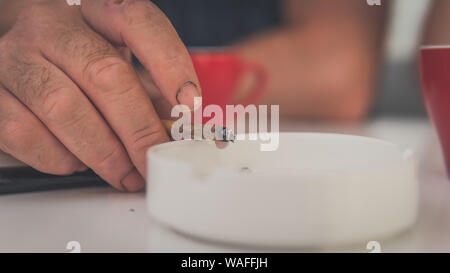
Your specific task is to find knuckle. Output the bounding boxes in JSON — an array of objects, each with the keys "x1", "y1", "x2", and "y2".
[
  {"x1": 129, "y1": 124, "x2": 168, "y2": 152},
  {"x1": 90, "y1": 144, "x2": 128, "y2": 181},
  {"x1": 90, "y1": 57, "x2": 130, "y2": 81},
  {"x1": 41, "y1": 87, "x2": 85, "y2": 126},
  {"x1": 84, "y1": 56, "x2": 134, "y2": 90}
]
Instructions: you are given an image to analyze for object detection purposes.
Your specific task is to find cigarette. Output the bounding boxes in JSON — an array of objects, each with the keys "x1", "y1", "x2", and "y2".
[{"x1": 161, "y1": 120, "x2": 235, "y2": 143}]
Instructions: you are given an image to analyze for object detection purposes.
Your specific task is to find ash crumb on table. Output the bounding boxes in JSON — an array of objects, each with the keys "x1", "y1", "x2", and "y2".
[
  {"x1": 240, "y1": 167, "x2": 252, "y2": 174},
  {"x1": 129, "y1": 208, "x2": 135, "y2": 213}
]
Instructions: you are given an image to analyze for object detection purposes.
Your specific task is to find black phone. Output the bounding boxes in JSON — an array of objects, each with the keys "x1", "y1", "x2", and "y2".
[{"x1": 0, "y1": 167, "x2": 107, "y2": 195}]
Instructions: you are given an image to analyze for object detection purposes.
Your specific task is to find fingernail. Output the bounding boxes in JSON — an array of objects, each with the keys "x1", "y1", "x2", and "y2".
[
  {"x1": 177, "y1": 81, "x2": 201, "y2": 111},
  {"x1": 120, "y1": 168, "x2": 145, "y2": 192}
]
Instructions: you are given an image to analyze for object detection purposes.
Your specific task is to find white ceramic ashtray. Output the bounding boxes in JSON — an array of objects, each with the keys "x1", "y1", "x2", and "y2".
[{"x1": 146, "y1": 133, "x2": 418, "y2": 248}]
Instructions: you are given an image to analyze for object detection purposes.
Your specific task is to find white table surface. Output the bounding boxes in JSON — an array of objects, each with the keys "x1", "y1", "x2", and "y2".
[{"x1": 0, "y1": 117, "x2": 449, "y2": 253}]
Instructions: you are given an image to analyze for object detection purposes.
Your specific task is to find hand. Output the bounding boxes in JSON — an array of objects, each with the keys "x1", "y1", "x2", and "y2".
[{"x1": 0, "y1": 0, "x2": 201, "y2": 192}]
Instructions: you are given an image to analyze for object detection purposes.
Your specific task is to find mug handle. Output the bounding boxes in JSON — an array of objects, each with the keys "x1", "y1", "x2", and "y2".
[{"x1": 239, "y1": 62, "x2": 268, "y2": 105}]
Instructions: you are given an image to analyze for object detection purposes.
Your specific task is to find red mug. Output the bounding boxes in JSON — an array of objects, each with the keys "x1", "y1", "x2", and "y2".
[
  {"x1": 420, "y1": 46, "x2": 450, "y2": 177},
  {"x1": 190, "y1": 49, "x2": 268, "y2": 125}
]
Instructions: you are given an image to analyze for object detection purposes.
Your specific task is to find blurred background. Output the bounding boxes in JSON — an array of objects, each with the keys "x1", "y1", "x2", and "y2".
[
  {"x1": 0, "y1": 0, "x2": 432, "y2": 119},
  {"x1": 154, "y1": 0, "x2": 434, "y2": 119},
  {"x1": 376, "y1": 0, "x2": 432, "y2": 117}
]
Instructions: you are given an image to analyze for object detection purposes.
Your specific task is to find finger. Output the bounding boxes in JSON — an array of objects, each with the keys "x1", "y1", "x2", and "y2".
[
  {"x1": 35, "y1": 11, "x2": 169, "y2": 177},
  {"x1": 0, "y1": 86, "x2": 86, "y2": 175},
  {"x1": 81, "y1": 0, "x2": 202, "y2": 110},
  {"x1": 136, "y1": 67, "x2": 173, "y2": 119},
  {"x1": 0, "y1": 53, "x2": 144, "y2": 192}
]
